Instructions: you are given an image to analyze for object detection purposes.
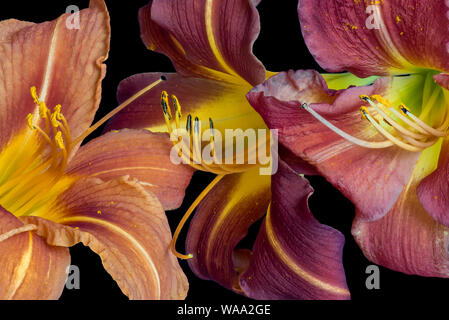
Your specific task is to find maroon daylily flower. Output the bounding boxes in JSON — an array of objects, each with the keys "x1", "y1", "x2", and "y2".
[
  {"x1": 106, "y1": 0, "x2": 350, "y2": 299},
  {"x1": 0, "y1": 0, "x2": 193, "y2": 299},
  {"x1": 248, "y1": 0, "x2": 449, "y2": 277}
]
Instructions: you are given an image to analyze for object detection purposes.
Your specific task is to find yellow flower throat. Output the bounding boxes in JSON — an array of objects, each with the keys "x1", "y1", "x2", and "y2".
[
  {"x1": 0, "y1": 77, "x2": 165, "y2": 219},
  {"x1": 0, "y1": 87, "x2": 75, "y2": 217}
]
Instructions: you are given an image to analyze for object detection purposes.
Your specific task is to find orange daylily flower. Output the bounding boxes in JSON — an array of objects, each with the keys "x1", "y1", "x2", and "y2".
[{"x1": 0, "y1": 0, "x2": 192, "y2": 300}]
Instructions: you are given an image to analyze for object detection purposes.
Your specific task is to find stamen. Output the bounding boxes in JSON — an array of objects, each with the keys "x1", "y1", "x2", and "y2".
[
  {"x1": 161, "y1": 91, "x2": 173, "y2": 134},
  {"x1": 361, "y1": 96, "x2": 426, "y2": 140},
  {"x1": 55, "y1": 131, "x2": 65, "y2": 150},
  {"x1": 172, "y1": 95, "x2": 182, "y2": 129},
  {"x1": 193, "y1": 117, "x2": 201, "y2": 164},
  {"x1": 170, "y1": 174, "x2": 224, "y2": 260},
  {"x1": 161, "y1": 93, "x2": 264, "y2": 174},
  {"x1": 26, "y1": 113, "x2": 36, "y2": 130},
  {"x1": 400, "y1": 104, "x2": 447, "y2": 137},
  {"x1": 301, "y1": 103, "x2": 393, "y2": 149},
  {"x1": 186, "y1": 114, "x2": 192, "y2": 134},
  {"x1": 360, "y1": 107, "x2": 422, "y2": 152},
  {"x1": 71, "y1": 77, "x2": 165, "y2": 147},
  {"x1": 30, "y1": 86, "x2": 40, "y2": 104},
  {"x1": 161, "y1": 91, "x2": 172, "y2": 119},
  {"x1": 26, "y1": 113, "x2": 53, "y2": 145}
]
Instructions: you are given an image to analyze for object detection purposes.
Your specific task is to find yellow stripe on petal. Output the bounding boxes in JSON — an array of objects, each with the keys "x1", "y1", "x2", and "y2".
[
  {"x1": 264, "y1": 206, "x2": 350, "y2": 296},
  {"x1": 58, "y1": 215, "x2": 161, "y2": 299},
  {"x1": 205, "y1": 0, "x2": 246, "y2": 84}
]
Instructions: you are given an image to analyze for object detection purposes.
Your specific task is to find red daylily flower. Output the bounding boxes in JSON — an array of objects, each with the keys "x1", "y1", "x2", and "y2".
[
  {"x1": 0, "y1": 0, "x2": 193, "y2": 299},
  {"x1": 248, "y1": 0, "x2": 449, "y2": 277},
  {"x1": 107, "y1": 0, "x2": 350, "y2": 300}
]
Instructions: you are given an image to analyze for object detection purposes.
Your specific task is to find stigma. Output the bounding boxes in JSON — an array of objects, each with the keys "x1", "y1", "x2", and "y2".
[{"x1": 301, "y1": 94, "x2": 448, "y2": 153}]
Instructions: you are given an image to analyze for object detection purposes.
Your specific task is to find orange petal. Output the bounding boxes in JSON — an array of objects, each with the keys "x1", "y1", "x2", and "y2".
[
  {"x1": 0, "y1": 0, "x2": 110, "y2": 149},
  {"x1": 0, "y1": 207, "x2": 70, "y2": 300},
  {"x1": 23, "y1": 177, "x2": 188, "y2": 300},
  {"x1": 0, "y1": 19, "x2": 33, "y2": 41},
  {"x1": 66, "y1": 129, "x2": 193, "y2": 210},
  {"x1": 186, "y1": 168, "x2": 271, "y2": 291}
]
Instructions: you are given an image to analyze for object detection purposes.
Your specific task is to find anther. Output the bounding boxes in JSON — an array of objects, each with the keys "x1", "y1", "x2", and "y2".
[
  {"x1": 186, "y1": 114, "x2": 192, "y2": 134},
  {"x1": 161, "y1": 91, "x2": 172, "y2": 119},
  {"x1": 360, "y1": 95, "x2": 370, "y2": 102},
  {"x1": 399, "y1": 104, "x2": 410, "y2": 115},
  {"x1": 161, "y1": 91, "x2": 171, "y2": 120},
  {"x1": 172, "y1": 95, "x2": 181, "y2": 117},
  {"x1": 30, "y1": 86, "x2": 40, "y2": 104},
  {"x1": 26, "y1": 113, "x2": 36, "y2": 130},
  {"x1": 209, "y1": 118, "x2": 214, "y2": 139},
  {"x1": 194, "y1": 117, "x2": 200, "y2": 135},
  {"x1": 50, "y1": 112, "x2": 60, "y2": 128},
  {"x1": 360, "y1": 106, "x2": 369, "y2": 120},
  {"x1": 172, "y1": 95, "x2": 182, "y2": 129},
  {"x1": 370, "y1": 94, "x2": 392, "y2": 107},
  {"x1": 55, "y1": 131, "x2": 65, "y2": 150}
]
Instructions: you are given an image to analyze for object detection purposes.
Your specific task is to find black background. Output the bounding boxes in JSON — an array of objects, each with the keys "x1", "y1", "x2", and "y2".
[{"x1": 1, "y1": 0, "x2": 448, "y2": 308}]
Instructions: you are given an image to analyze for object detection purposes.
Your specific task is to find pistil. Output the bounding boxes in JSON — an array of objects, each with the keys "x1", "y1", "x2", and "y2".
[{"x1": 301, "y1": 94, "x2": 449, "y2": 153}]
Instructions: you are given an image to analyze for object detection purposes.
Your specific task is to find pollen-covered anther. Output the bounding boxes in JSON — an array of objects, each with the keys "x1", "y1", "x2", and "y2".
[
  {"x1": 360, "y1": 106, "x2": 369, "y2": 120},
  {"x1": 55, "y1": 131, "x2": 65, "y2": 150}
]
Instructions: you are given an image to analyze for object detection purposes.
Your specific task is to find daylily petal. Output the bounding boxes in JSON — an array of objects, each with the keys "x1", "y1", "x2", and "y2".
[
  {"x1": 248, "y1": 70, "x2": 420, "y2": 221},
  {"x1": 239, "y1": 161, "x2": 349, "y2": 300},
  {"x1": 23, "y1": 177, "x2": 188, "y2": 300},
  {"x1": 298, "y1": 0, "x2": 449, "y2": 77},
  {"x1": 0, "y1": 19, "x2": 33, "y2": 41},
  {"x1": 417, "y1": 140, "x2": 449, "y2": 227},
  {"x1": 353, "y1": 143, "x2": 449, "y2": 277},
  {"x1": 0, "y1": 207, "x2": 70, "y2": 300},
  {"x1": 106, "y1": 72, "x2": 266, "y2": 134},
  {"x1": 66, "y1": 129, "x2": 193, "y2": 211},
  {"x1": 434, "y1": 73, "x2": 449, "y2": 90},
  {"x1": 186, "y1": 168, "x2": 270, "y2": 292},
  {"x1": 140, "y1": 0, "x2": 265, "y2": 85},
  {"x1": 0, "y1": 0, "x2": 110, "y2": 149}
]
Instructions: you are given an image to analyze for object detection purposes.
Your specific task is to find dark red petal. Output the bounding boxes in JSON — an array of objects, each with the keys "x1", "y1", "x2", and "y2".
[
  {"x1": 248, "y1": 70, "x2": 420, "y2": 221},
  {"x1": 239, "y1": 161, "x2": 349, "y2": 300},
  {"x1": 186, "y1": 168, "x2": 270, "y2": 291},
  {"x1": 298, "y1": 0, "x2": 449, "y2": 76},
  {"x1": 417, "y1": 140, "x2": 449, "y2": 227},
  {"x1": 353, "y1": 148, "x2": 449, "y2": 277},
  {"x1": 140, "y1": 0, "x2": 265, "y2": 85},
  {"x1": 106, "y1": 72, "x2": 265, "y2": 135},
  {"x1": 434, "y1": 73, "x2": 449, "y2": 90}
]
